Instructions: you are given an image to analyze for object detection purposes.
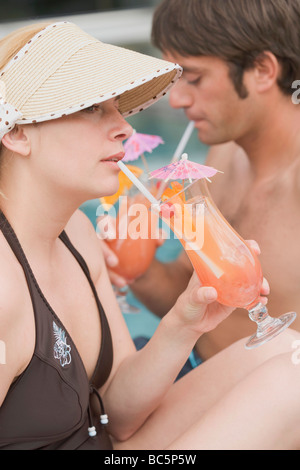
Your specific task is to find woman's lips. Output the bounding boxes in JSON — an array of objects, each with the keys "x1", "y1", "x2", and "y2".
[{"x1": 101, "y1": 152, "x2": 125, "y2": 163}]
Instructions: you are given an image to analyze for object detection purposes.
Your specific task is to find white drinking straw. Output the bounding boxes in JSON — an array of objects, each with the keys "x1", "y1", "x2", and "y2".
[
  {"x1": 117, "y1": 160, "x2": 159, "y2": 205},
  {"x1": 186, "y1": 242, "x2": 224, "y2": 279},
  {"x1": 171, "y1": 120, "x2": 195, "y2": 163}
]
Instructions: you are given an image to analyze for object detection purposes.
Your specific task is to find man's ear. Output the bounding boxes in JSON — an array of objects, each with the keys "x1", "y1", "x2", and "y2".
[
  {"x1": 1, "y1": 125, "x2": 31, "y2": 156},
  {"x1": 253, "y1": 51, "x2": 279, "y2": 93}
]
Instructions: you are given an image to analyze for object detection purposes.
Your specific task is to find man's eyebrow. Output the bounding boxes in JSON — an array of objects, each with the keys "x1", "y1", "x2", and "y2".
[{"x1": 182, "y1": 66, "x2": 203, "y2": 74}]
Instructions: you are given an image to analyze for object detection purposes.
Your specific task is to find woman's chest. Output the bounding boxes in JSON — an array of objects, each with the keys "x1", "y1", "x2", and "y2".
[{"x1": 26, "y1": 252, "x2": 102, "y2": 380}]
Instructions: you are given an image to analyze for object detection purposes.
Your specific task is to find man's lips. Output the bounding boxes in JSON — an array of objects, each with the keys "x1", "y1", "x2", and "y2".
[
  {"x1": 101, "y1": 152, "x2": 125, "y2": 163},
  {"x1": 187, "y1": 115, "x2": 205, "y2": 123}
]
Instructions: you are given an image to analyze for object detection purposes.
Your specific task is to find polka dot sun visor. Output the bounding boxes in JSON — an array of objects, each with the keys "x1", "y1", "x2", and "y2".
[
  {"x1": 0, "y1": 82, "x2": 22, "y2": 139},
  {"x1": 0, "y1": 21, "x2": 182, "y2": 140}
]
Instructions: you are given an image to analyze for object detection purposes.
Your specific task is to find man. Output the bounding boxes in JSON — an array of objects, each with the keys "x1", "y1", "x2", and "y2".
[{"x1": 104, "y1": 0, "x2": 300, "y2": 363}]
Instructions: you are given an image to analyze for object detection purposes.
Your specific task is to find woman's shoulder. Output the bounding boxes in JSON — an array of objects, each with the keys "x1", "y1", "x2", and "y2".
[
  {"x1": 65, "y1": 208, "x2": 98, "y2": 240},
  {"x1": 64, "y1": 209, "x2": 105, "y2": 282},
  {"x1": 0, "y1": 233, "x2": 26, "y2": 313},
  {"x1": 0, "y1": 233, "x2": 34, "y2": 388}
]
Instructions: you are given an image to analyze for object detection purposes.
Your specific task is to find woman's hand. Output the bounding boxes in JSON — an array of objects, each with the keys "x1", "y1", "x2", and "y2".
[
  {"x1": 172, "y1": 272, "x2": 269, "y2": 335},
  {"x1": 171, "y1": 272, "x2": 232, "y2": 334},
  {"x1": 171, "y1": 239, "x2": 269, "y2": 335}
]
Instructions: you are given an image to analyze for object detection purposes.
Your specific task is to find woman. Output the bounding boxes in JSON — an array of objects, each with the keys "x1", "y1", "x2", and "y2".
[{"x1": 0, "y1": 21, "x2": 299, "y2": 450}]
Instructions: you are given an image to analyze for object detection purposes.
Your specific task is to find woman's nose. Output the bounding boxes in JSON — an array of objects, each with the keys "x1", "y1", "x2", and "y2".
[
  {"x1": 111, "y1": 114, "x2": 133, "y2": 142},
  {"x1": 169, "y1": 79, "x2": 193, "y2": 110}
]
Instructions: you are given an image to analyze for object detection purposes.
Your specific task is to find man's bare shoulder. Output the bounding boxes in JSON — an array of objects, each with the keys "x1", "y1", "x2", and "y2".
[
  {"x1": 204, "y1": 142, "x2": 250, "y2": 203},
  {"x1": 205, "y1": 142, "x2": 248, "y2": 173},
  {"x1": 294, "y1": 158, "x2": 300, "y2": 194}
]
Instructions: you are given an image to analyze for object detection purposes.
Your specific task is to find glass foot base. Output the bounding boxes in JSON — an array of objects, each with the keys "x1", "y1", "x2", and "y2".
[{"x1": 245, "y1": 312, "x2": 297, "y2": 350}]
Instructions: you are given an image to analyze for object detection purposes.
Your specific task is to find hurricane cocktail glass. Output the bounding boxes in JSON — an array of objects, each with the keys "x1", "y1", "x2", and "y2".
[{"x1": 159, "y1": 179, "x2": 296, "y2": 349}]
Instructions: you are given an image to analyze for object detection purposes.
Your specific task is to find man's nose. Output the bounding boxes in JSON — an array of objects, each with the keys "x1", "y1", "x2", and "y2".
[{"x1": 169, "y1": 79, "x2": 194, "y2": 109}]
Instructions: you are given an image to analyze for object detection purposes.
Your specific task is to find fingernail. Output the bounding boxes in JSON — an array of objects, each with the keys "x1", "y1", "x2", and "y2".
[
  {"x1": 107, "y1": 255, "x2": 118, "y2": 267},
  {"x1": 204, "y1": 288, "x2": 217, "y2": 301}
]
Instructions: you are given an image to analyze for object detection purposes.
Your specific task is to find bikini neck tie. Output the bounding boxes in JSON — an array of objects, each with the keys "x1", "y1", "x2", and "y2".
[{"x1": 88, "y1": 385, "x2": 109, "y2": 438}]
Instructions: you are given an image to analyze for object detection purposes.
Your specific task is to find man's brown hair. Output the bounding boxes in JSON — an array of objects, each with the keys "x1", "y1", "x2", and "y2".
[{"x1": 152, "y1": 0, "x2": 300, "y2": 98}]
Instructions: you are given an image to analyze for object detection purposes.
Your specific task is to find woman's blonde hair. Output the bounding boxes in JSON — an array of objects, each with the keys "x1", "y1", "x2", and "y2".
[
  {"x1": 0, "y1": 22, "x2": 51, "y2": 70},
  {"x1": 0, "y1": 22, "x2": 50, "y2": 197}
]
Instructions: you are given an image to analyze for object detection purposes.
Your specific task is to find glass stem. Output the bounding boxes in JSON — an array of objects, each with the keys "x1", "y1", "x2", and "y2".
[
  {"x1": 247, "y1": 302, "x2": 280, "y2": 338},
  {"x1": 115, "y1": 285, "x2": 129, "y2": 297}
]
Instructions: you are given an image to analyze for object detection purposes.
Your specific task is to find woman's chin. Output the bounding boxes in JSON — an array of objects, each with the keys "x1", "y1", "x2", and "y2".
[{"x1": 97, "y1": 183, "x2": 120, "y2": 199}]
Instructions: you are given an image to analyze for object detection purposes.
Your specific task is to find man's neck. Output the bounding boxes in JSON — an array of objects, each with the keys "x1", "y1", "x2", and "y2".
[{"x1": 236, "y1": 100, "x2": 300, "y2": 181}]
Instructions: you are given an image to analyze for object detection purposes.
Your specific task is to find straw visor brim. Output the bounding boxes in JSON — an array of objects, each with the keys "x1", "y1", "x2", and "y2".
[{"x1": 0, "y1": 22, "x2": 182, "y2": 124}]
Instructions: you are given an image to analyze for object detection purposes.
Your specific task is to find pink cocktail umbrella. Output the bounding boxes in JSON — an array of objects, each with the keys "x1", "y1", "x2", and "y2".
[
  {"x1": 150, "y1": 153, "x2": 221, "y2": 184},
  {"x1": 123, "y1": 130, "x2": 164, "y2": 173},
  {"x1": 147, "y1": 154, "x2": 224, "y2": 279}
]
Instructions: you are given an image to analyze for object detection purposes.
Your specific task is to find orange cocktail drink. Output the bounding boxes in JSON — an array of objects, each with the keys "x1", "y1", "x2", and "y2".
[
  {"x1": 159, "y1": 179, "x2": 263, "y2": 308},
  {"x1": 107, "y1": 192, "x2": 158, "y2": 282}
]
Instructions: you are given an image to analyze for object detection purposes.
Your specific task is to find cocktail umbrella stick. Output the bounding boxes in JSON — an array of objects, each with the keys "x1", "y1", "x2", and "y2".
[
  {"x1": 141, "y1": 153, "x2": 150, "y2": 174},
  {"x1": 156, "y1": 121, "x2": 194, "y2": 199}
]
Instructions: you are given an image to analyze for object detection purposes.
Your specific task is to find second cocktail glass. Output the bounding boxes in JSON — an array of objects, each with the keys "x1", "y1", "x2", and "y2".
[{"x1": 105, "y1": 184, "x2": 158, "y2": 314}]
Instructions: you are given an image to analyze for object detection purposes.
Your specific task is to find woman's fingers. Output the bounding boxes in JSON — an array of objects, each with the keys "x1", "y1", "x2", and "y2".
[
  {"x1": 245, "y1": 239, "x2": 270, "y2": 300},
  {"x1": 101, "y1": 240, "x2": 118, "y2": 266},
  {"x1": 99, "y1": 238, "x2": 127, "y2": 287},
  {"x1": 196, "y1": 286, "x2": 218, "y2": 304},
  {"x1": 261, "y1": 277, "x2": 270, "y2": 295},
  {"x1": 245, "y1": 239, "x2": 261, "y2": 255}
]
